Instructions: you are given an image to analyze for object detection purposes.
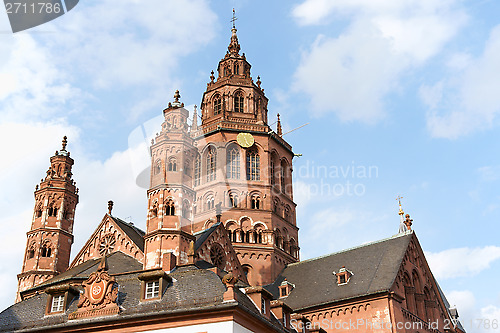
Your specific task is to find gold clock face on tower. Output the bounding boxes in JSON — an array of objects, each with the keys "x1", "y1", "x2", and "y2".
[{"x1": 236, "y1": 132, "x2": 255, "y2": 148}]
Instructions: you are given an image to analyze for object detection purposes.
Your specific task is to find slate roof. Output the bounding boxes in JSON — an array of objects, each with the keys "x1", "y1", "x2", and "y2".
[
  {"x1": 110, "y1": 216, "x2": 145, "y2": 252},
  {"x1": 29, "y1": 251, "x2": 143, "y2": 291},
  {"x1": 194, "y1": 222, "x2": 220, "y2": 251},
  {"x1": 266, "y1": 232, "x2": 413, "y2": 311},
  {"x1": 1, "y1": 260, "x2": 287, "y2": 332}
]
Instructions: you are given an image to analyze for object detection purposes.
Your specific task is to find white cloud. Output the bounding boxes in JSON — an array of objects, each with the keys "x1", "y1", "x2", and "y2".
[
  {"x1": 447, "y1": 290, "x2": 476, "y2": 321},
  {"x1": 0, "y1": 34, "x2": 81, "y2": 123},
  {"x1": 0, "y1": 122, "x2": 149, "y2": 311},
  {"x1": 292, "y1": 0, "x2": 466, "y2": 123},
  {"x1": 426, "y1": 246, "x2": 500, "y2": 280},
  {"x1": 477, "y1": 165, "x2": 500, "y2": 182},
  {"x1": 425, "y1": 24, "x2": 500, "y2": 138},
  {"x1": 45, "y1": 0, "x2": 217, "y2": 90}
]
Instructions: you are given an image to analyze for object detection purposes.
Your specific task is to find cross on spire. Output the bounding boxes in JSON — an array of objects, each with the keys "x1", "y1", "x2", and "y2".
[
  {"x1": 231, "y1": 8, "x2": 238, "y2": 29},
  {"x1": 396, "y1": 195, "x2": 404, "y2": 215}
]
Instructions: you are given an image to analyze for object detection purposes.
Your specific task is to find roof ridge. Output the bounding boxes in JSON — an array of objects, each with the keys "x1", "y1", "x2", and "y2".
[
  {"x1": 289, "y1": 230, "x2": 413, "y2": 266},
  {"x1": 112, "y1": 216, "x2": 145, "y2": 235}
]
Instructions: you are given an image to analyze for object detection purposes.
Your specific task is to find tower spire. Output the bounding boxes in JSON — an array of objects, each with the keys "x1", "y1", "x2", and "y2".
[
  {"x1": 17, "y1": 138, "x2": 79, "y2": 302},
  {"x1": 228, "y1": 9, "x2": 240, "y2": 56}
]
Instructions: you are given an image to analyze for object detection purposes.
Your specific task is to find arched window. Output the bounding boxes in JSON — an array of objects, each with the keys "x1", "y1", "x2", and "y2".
[
  {"x1": 289, "y1": 238, "x2": 297, "y2": 257},
  {"x1": 246, "y1": 150, "x2": 260, "y2": 181},
  {"x1": 206, "y1": 196, "x2": 215, "y2": 210},
  {"x1": 41, "y1": 245, "x2": 51, "y2": 257},
  {"x1": 154, "y1": 160, "x2": 161, "y2": 175},
  {"x1": 229, "y1": 193, "x2": 238, "y2": 208},
  {"x1": 214, "y1": 95, "x2": 222, "y2": 115},
  {"x1": 284, "y1": 205, "x2": 291, "y2": 222},
  {"x1": 182, "y1": 200, "x2": 190, "y2": 219},
  {"x1": 234, "y1": 91, "x2": 244, "y2": 113},
  {"x1": 273, "y1": 199, "x2": 279, "y2": 214},
  {"x1": 47, "y1": 205, "x2": 58, "y2": 217},
  {"x1": 281, "y1": 160, "x2": 289, "y2": 194},
  {"x1": 234, "y1": 63, "x2": 239, "y2": 75},
  {"x1": 36, "y1": 207, "x2": 42, "y2": 218},
  {"x1": 242, "y1": 264, "x2": 252, "y2": 277},
  {"x1": 274, "y1": 229, "x2": 282, "y2": 249},
  {"x1": 256, "y1": 231, "x2": 263, "y2": 244},
  {"x1": 168, "y1": 158, "x2": 177, "y2": 172},
  {"x1": 150, "y1": 202, "x2": 158, "y2": 218},
  {"x1": 28, "y1": 247, "x2": 35, "y2": 259},
  {"x1": 184, "y1": 161, "x2": 190, "y2": 176},
  {"x1": 194, "y1": 154, "x2": 201, "y2": 186},
  {"x1": 270, "y1": 159, "x2": 276, "y2": 186},
  {"x1": 165, "y1": 199, "x2": 175, "y2": 216},
  {"x1": 226, "y1": 147, "x2": 240, "y2": 179},
  {"x1": 251, "y1": 196, "x2": 260, "y2": 209},
  {"x1": 206, "y1": 146, "x2": 217, "y2": 182}
]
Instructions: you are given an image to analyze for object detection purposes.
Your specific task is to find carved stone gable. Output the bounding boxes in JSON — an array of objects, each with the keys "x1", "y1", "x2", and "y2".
[{"x1": 69, "y1": 257, "x2": 119, "y2": 319}]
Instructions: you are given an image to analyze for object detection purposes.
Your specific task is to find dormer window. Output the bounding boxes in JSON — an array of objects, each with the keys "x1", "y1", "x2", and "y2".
[
  {"x1": 138, "y1": 270, "x2": 172, "y2": 302},
  {"x1": 261, "y1": 297, "x2": 266, "y2": 314},
  {"x1": 51, "y1": 294, "x2": 64, "y2": 313},
  {"x1": 334, "y1": 266, "x2": 353, "y2": 285},
  {"x1": 45, "y1": 284, "x2": 79, "y2": 315},
  {"x1": 279, "y1": 279, "x2": 295, "y2": 298},
  {"x1": 145, "y1": 281, "x2": 160, "y2": 299}
]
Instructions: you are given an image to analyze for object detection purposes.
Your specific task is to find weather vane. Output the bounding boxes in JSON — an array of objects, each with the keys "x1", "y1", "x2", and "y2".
[{"x1": 230, "y1": 8, "x2": 238, "y2": 29}]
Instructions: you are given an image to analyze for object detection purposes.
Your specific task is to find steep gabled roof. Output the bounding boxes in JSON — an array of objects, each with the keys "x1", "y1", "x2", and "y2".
[
  {"x1": 193, "y1": 222, "x2": 249, "y2": 285},
  {"x1": 22, "y1": 251, "x2": 142, "y2": 293},
  {"x1": 69, "y1": 214, "x2": 145, "y2": 268},
  {"x1": 266, "y1": 232, "x2": 413, "y2": 310},
  {"x1": 110, "y1": 216, "x2": 145, "y2": 252}
]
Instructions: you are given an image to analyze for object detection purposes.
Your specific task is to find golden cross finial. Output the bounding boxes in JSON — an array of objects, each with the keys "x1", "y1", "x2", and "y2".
[
  {"x1": 396, "y1": 195, "x2": 404, "y2": 215},
  {"x1": 230, "y1": 8, "x2": 238, "y2": 29}
]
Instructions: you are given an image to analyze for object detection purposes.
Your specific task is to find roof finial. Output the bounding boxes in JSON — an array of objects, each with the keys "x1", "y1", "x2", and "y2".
[
  {"x1": 228, "y1": 9, "x2": 240, "y2": 56},
  {"x1": 397, "y1": 196, "x2": 410, "y2": 233},
  {"x1": 108, "y1": 200, "x2": 114, "y2": 215},
  {"x1": 191, "y1": 105, "x2": 198, "y2": 131},
  {"x1": 231, "y1": 8, "x2": 238, "y2": 29},
  {"x1": 396, "y1": 195, "x2": 404, "y2": 216},
  {"x1": 277, "y1": 113, "x2": 283, "y2": 136},
  {"x1": 404, "y1": 214, "x2": 413, "y2": 231},
  {"x1": 61, "y1": 136, "x2": 67, "y2": 151},
  {"x1": 174, "y1": 90, "x2": 180, "y2": 103}
]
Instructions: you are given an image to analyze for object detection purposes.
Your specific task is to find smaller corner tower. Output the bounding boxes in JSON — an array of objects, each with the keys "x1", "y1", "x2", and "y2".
[
  {"x1": 17, "y1": 136, "x2": 79, "y2": 302},
  {"x1": 144, "y1": 91, "x2": 197, "y2": 270}
]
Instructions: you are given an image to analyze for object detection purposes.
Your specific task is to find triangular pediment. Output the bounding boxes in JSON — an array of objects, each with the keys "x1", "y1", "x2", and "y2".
[
  {"x1": 69, "y1": 214, "x2": 145, "y2": 269},
  {"x1": 391, "y1": 232, "x2": 463, "y2": 331},
  {"x1": 194, "y1": 222, "x2": 248, "y2": 285}
]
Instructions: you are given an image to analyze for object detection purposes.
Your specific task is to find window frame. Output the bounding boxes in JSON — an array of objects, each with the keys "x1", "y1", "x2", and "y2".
[{"x1": 145, "y1": 280, "x2": 160, "y2": 300}]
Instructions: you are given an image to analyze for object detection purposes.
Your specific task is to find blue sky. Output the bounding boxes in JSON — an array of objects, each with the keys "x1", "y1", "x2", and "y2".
[{"x1": 1, "y1": 0, "x2": 500, "y2": 329}]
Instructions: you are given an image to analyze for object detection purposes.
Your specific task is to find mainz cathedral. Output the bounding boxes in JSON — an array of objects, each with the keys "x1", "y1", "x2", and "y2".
[{"x1": 1, "y1": 14, "x2": 465, "y2": 333}]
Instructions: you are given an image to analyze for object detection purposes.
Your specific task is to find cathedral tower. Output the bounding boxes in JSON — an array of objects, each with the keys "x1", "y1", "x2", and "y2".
[
  {"x1": 17, "y1": 137, "x2": 79, "y2": 302},
  {"x1": 144, "y1": 91, "x2": 197, "y2": 270},
  {"x1": 191, "y1": 21, "x2": 299, "y2": 286}
]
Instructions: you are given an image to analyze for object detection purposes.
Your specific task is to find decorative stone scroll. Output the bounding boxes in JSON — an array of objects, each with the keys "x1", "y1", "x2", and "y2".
[{"x1": 69, "y1": 256, "x2": 119, "y2": 320}]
